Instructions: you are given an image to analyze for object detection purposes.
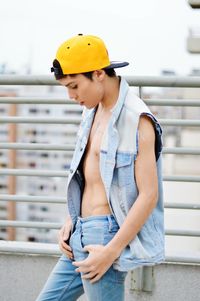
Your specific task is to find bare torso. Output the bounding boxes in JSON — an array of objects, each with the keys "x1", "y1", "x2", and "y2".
[{"x1": 81, "y1": 109, "x2": 112, "y2": 217}]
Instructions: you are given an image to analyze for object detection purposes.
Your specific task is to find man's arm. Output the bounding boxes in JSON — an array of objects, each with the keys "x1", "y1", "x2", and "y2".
[
  {"x1": 104, "y1": 115, "x2": 158, "y2": 255},
  {"x1": 73, "y1": 115, "x2": 158, "y2": 282}
]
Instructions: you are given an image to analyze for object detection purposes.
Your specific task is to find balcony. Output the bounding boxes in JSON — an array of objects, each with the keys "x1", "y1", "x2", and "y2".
[{"x1": 0, "y1": 75, "x2": 200, "y2": 300}]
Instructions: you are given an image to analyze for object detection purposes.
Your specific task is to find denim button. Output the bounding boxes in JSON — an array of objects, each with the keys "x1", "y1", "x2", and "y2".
[{"x1": 70, "y1": 169, "x2": 73, "y2": 173}]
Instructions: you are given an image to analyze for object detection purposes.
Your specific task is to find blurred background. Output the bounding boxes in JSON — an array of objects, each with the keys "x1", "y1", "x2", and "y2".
[
  {"x1": 0, "y1": 0, "x2": 200, "y2": 76},
  {"x1": 0, "y1": 0, "x2": 200, "y2": 255}
]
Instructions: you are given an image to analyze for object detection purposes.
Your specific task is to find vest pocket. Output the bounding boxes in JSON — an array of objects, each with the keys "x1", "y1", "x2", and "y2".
[{"x1": 113, "y1": 153, "x2": 133, "y2": 187}]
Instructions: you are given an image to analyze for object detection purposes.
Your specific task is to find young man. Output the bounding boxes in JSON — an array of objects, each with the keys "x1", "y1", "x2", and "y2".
[{"x1": 36, "y1": 34, "x2": 164, "y2": 301}]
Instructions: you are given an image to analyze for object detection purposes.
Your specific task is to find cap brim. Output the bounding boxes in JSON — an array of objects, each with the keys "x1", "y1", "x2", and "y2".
[{"x1": 104, "y1": 61, "x2": 129, "y2": 69}]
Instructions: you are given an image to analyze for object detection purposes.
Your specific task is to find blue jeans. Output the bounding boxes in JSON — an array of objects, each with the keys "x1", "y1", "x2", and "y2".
[{"x1": 36, "y1": 215, "x2": 127, "y2": 301}]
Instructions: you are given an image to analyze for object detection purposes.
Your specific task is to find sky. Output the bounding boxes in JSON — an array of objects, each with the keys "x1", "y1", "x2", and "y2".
[{"x1": 0, "y1": 0, "x2": 200, "y2": 76}]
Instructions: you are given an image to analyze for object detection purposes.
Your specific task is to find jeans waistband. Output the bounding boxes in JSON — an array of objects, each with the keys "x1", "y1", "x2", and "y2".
[{"x1": 76, "y1": 214, "x2": 118, "y2": 232}]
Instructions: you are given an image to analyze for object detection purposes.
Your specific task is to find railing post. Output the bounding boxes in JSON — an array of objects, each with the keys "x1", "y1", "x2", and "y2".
[
  {"x1": 7, "y1": 103, "x2": 17, "y2": 240},
  {"x1": 139, "y1": 86, "x2": 143, "y2": 98},
  {"x1": 130, "y1": 266, "x2": 154, "y2": 292}
]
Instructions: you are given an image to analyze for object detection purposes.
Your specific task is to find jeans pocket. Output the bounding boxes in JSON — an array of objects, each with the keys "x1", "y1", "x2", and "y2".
[
  {"x1": 115, "y1": 270, "x2": 127, "y2": 283},
  {"x1": 103, "y1": 227, "x2": 119, "y2": 246}
]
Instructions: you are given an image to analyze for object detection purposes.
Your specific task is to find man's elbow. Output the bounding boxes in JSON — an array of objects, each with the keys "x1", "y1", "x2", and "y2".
[
  {"x1": 150, "y1": 189, "x2": 158, "y2": 208},
  {"x1": 143, "y1": 188, "x2": 158, "y2": 209}
]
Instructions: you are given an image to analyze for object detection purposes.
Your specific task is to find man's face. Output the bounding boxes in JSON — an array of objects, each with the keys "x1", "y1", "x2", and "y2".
[{"x1": 59, "y1": 72, "x2": 104, "y2": 109}]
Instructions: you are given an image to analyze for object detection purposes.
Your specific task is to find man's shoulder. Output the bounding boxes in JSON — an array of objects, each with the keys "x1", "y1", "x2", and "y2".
[{"x1": 123, "y1": 89, "x2": 150, "y2": 115}]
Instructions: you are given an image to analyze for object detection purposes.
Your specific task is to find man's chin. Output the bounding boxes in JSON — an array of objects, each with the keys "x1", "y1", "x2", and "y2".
[{"x1": 84, "y1": 104, "x2": 96, "y2": 109}]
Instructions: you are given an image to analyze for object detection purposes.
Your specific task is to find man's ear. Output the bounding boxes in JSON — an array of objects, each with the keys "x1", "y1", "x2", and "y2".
[{"x1": 93, "y1": 69, "x2": 105, "y2": 82}]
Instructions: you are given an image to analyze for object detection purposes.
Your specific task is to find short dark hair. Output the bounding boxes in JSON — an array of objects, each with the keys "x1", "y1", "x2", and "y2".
[
  {"x1": 52, "y1": 59, "x2": 116, "y2": 80},
  {"x1": 83, "y1": 68, "x2": 116, "y2": 80}
]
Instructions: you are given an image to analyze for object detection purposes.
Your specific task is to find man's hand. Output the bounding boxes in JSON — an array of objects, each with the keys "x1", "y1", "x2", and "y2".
[
  {"x1": 58, "y1": 218, "x2": 73, "y2": 260},
  {"x1": 72, "y1": 244, "x2": 117, "y2": 283}
]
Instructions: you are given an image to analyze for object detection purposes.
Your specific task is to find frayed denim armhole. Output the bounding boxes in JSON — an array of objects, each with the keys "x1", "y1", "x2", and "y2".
[
  {"x1": 154, "y1": 122, "x2": 163, "y2": 161},
  {"x1": 135, "y1": 129, "x2": 139, "y2": 161},
  {"x1": 136, "y1": 113, "x2": 163, "y2": 162}
]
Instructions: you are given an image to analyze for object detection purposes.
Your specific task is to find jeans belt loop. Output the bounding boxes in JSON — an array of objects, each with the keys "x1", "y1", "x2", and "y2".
[{"x1": 107, "y1": 215, "x2": 113, "y2": 232}]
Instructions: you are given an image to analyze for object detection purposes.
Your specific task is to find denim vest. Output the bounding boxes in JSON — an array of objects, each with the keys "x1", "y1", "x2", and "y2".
[{"x1": 66, "y1": 77, "x2": 165, "y2": 271}]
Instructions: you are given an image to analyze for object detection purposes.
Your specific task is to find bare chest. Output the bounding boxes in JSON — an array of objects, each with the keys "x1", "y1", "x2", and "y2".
[{"x1": 83, "y1": 111, "x2": 111, "y2": 164}]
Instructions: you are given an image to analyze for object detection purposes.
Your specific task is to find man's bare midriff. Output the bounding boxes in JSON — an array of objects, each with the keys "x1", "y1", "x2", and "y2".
[{"x1": 81, "y1": 111, "x2": 111, "y2": 217}]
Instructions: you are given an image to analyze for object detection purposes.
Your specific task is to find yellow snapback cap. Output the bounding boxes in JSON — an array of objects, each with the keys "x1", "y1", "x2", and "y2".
[{"x1": 51, "y1": 34, "x2": 129, "y2": 77}]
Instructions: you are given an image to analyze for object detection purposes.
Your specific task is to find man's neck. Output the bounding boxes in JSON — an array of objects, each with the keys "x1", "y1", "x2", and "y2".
[{"x1": 98, "y1": 76, "x2": 120, "y2": 111}]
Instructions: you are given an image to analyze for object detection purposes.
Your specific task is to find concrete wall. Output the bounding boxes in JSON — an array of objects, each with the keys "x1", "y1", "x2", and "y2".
[{"x1": 0, "y1": 253, "x2": 200, "y2": 301}]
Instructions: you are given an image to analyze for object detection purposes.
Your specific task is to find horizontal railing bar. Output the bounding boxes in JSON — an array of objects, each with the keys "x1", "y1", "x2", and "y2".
[
  {"x1": 145, "y1": 99, "x2": 200, "y2": 107},
  {"x1": 0, "y1": 220, "x2": 61, "y2": 229},
  {"x1": 163, "y1": 147, "x2": 200, "y2": 155},
  {"x1": 0, "y1": 194, "x2": 199, "y2": 210},
  {"x1": 1, "y1": 117, "x2": 200, "y2": 127},
  {"x1": 0, "y1": 194, "x2": 66, "y2": 203},
  {"x1": 1, "y1": 75, "x2": 200, "y2": 87},
  {"x1": 165, "y1": 229, "x2": 200, "y2": 237},
  {"x1": 0, "y1": 220, "x2": 199, "y2": 237},
  {"x1": 165, "y1": 255, "x2": 200, "y2": 264},
  {"x1": 0, "y1": 242, "x2": 200, "y2": 264},
  {"x1": 0, "y1": 116, "x2": 81, "y2": 124},
  {"x1": 164, "y1": 202, "x2": 200, "y2": 210},
  {"x1": 0, "y1": 142, "x2": 75, "y2": 151},
  {"x1": 0, "y1": 169, "x2": 200, "y2": 182},
  {"x1": 0, "y1": 169, "x2": 69, "y2": 177},
  {"x1": 164, "y1": 175, "x2": 200, "y2": 182},
  {"x1": 126, "y1": 76, "x2": 200, "y2": 87},
  {"x1": 160, "y1": 119, "x2": 200, "y2": 126},
  {"x1": 0, "y1": 75, "x2": 57, "y2": 85},
  {"x1": 1, "y1": 97, "x2": 200, "y2": 107},
  {"x1": 1, "y1": 143, "x2": 200, "y2": 155},
  {"x1": 0, "y1": 97, "x2": 74, "y2": 105},
  {"x1": 0, "y1": 241, "x2": 61, "y2": 255},
  {"x1": 0, "y1": 241, "x2": 200, "y2": 264}
]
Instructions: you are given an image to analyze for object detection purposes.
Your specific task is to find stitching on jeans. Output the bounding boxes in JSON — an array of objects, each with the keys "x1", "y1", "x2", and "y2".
[
  {"x1": 57, "y1": 273, "x2": 82, "y2": 301},
  {"x1": 98, "y1": 276, "x2": 103, "y2": 301}
]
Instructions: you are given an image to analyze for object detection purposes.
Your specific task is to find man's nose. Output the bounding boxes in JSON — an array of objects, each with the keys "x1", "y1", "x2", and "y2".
[{"x1": 68, "y1": 90, "x2": 78, "y2": 100}]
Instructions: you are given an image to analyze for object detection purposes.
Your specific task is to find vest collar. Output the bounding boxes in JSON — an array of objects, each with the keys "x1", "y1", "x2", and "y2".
[{"x1": 110, "y1": 77, "x2": 129, "y2": 122}]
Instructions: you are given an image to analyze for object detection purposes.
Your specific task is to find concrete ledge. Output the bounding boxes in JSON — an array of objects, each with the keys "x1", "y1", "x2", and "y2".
[
  {"x1": 1, "y1": 241, "x2": 200, "y2": 264},
  {"x1": 1, "y1": 241, "x2": 200, "y2": 301},
  {"x1": 1, "y1": 249, "x2": 200, "y2": 301}
]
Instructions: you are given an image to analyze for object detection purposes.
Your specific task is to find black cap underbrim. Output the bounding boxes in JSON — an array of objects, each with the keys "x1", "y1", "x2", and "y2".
[{"x1": 104, "y1": 61, "x2": 129, "y2": 69}]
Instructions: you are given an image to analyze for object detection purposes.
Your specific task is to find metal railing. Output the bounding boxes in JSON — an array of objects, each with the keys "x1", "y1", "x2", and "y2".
[{"x1": 0, "y1": 75, "x2": 200, "y2": 264}]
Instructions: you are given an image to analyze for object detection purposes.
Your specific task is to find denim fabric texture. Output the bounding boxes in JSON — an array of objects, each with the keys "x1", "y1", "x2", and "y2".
[
  {"x1": 66, "y1": 77, "x2": 165, "y2": 271},
  {"x1": 36, "y1": 215, "x2": 127, "y2": 301}
]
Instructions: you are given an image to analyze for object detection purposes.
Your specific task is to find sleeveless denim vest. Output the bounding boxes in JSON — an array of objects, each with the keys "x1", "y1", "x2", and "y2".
[{"x1": 66, "y1": 77, "x2": 165, "y2": 271}]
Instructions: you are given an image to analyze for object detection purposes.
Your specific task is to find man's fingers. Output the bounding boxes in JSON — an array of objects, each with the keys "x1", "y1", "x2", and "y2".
[
  {"x1": 83, "y1": 245, "x2": 93, "y2": 252},
  {"x1": 72, "y1": 260, "x2": 85, "y2": 267},
  {"x1": 75, "y1": 266, "x2": 90, "y2": 273},
  {"x1": 90, "y1": 274, "x2": 101, "y2": 283},
  {"x1": 59, "y1": 225, "x2": 65, "y2": 237},
  {"x1": 61, "y1": 240, "x2": 72, "y2": 250},
  {"x1": 59, "y1": 240, "x2": 73, "y2": 259},
  {"x1": 59, "y1": 244, "x2": 73, "y2": 259},
  {"x1": 81, "y1": 272, "x2": 97, "y2": 279},
  {"x1": 63, "y1": 231, "x2": 71, "y2": 242},
  {"x1": 58, "y1": 224, "x2": 71, "y2": 243}
]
